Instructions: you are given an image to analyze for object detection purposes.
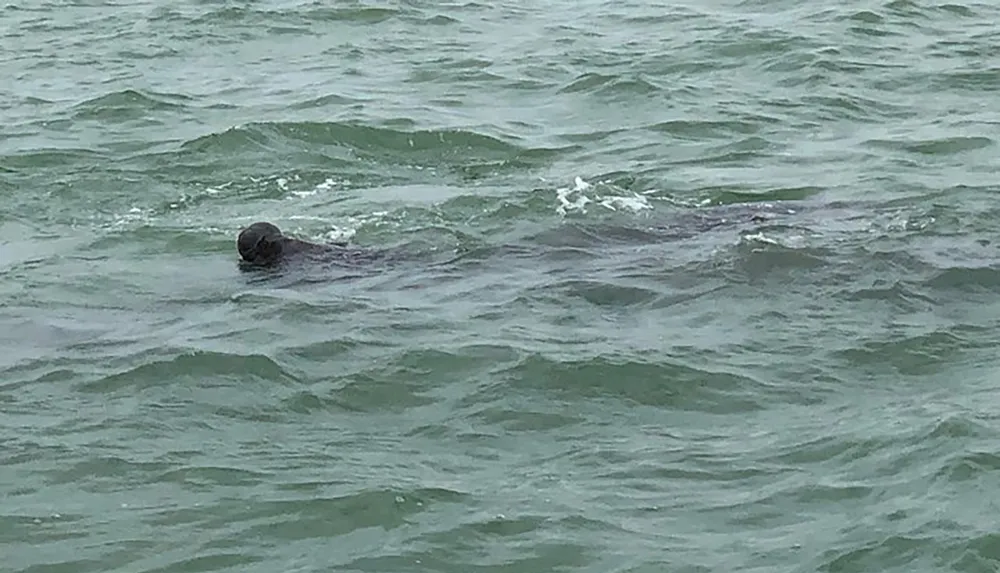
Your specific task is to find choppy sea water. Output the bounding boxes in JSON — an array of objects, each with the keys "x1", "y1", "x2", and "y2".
[{"x1": 3, "y1": 1, "x2": 1000, "y2": 571}]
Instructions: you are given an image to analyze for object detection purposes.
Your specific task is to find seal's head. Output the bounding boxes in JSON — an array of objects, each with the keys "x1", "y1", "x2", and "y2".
[{"x1": 237, "y1": 221, "x2": 285, "y2": 266}]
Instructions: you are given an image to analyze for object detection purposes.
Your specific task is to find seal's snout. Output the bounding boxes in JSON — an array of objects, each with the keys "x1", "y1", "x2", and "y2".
[{"x1": 237, "y1": 221, "x2": 284, "y2": 265}]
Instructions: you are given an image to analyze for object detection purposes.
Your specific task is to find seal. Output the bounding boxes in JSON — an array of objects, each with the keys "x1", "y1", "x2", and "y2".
[
  {"x1": 237, "y1": 221, "x2": 342, "y2": 266},
  {"x1": 235, "y1": 201, "x2": 815, "y2": 269}
]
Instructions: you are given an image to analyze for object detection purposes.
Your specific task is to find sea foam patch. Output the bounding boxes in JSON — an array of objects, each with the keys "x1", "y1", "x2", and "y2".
[
  {"x1": 556, "y1": 176, "x2": 652, "y2": 215},
  {"x1": 106, "y1": 206, "x2": 154, "y2": 230},
  {"x1": 292, "y1": 177, "x2": 343, "y2": 198}
]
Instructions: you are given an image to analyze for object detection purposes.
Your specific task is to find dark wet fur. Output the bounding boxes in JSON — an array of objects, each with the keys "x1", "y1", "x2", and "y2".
[
  {"x1": 236, "y1": 221, "x2": 381, "y2": 269},
  {"x1": 235, "y1": 202, "x2": 814, "y2": 274}
]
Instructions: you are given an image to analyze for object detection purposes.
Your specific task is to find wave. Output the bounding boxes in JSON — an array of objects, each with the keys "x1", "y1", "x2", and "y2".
[
  {"x1": 287, "y1": 93, "x2": 364, "y2": 110},
  {"x1": 77, "y1": 351, "x2": 300, "y2": 394},
  {"x1": 664, "y1": 135, "x2": 781, "y2": 166},
  {"x1": 134, "y1": 121, "x2": 569, "y2": 192},
  {"x1": 145, "y1": 485, "x2": 467, "y2": 532},
  {"x1": 697, "y1": 185, "x2": 825, "y2": 205},
  {"x1": 0, "y1": 148, "x2": 109, "y2": 170},
  {"x1": 189, "y1": 5, "x2": 402, "y2": 27},
  {"x1": 71, "y1": 89, "x2": 192, "y2": 122},
  {"x1": 542, "y1": 279, "x2": 663, "y2": 308},
  {"x1": 180, "y1": 121, "x2": 517, "y2": 155},
  {"x1": 495, "y1": 353, "x2": 770, "y2": 412},
  {"x1": 834, "y1": 327, "x2": 974, "y2": 376},
  {"x1": 925, "y1": 267, "x2": 1000, "y2": 292},
  {"x1": 558, "y1": 73, "x2": 662, "y2": 96},
  {"x1": 646, "y1": 118, "x2": 763, "y2": 140},
  {"x1": 863, "y1": 136, "x2": 994, "y2": 156},
  {"x1": 170, "y1": 121, "x2": 562, "y2": 173}
]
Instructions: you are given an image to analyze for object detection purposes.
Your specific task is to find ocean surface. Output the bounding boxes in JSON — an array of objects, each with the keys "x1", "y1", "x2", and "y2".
[{"x1": 3, "y1": 1, "x2": 1000, "y2": 571}]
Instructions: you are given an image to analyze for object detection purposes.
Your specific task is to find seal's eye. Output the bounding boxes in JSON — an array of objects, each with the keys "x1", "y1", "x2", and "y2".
[{"x1": 254, "y1": 236, "x2": 282, "y2": 263}]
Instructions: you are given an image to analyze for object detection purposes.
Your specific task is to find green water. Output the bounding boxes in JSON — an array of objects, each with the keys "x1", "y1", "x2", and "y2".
[{"x1": 4, "y1": 1, "x2": 1000, "y2": 571}]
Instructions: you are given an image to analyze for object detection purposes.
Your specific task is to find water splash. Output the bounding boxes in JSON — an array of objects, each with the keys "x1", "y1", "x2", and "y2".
[{"x1": 556, "y1": 176, "x2": 652, "y2": 216}]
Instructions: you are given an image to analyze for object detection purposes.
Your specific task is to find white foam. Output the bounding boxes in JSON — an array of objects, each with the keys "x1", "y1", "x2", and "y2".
[
  {"x1": 292, "y1": 177, "x2": 341, "y2": 198},
  {"x1": 322, "y1": 227, "x2": 356, "y2": 242},
  {"x1": 742, "y1": 232, "x2": 780, "y2": 245},
  {"x1": 599, "y1": 194, "x2": 652, "y2": 212},
  {"x1": 741, "y1": 230, "x2": 809, "y2": 249},
  {"x1": 204, "y1": 181, "x2": 232, "y2": 195},
  {"x1": 284, "y1": 210, "x2": 392, "y2": 244},
  {"x1": 106, "y1": 206, "x2": 153, "y2": 230},
  {"x1": 556, "y1": 176, "x2": 651, "y2": 215},
  {"x1": 556, "y1": 176, "x2": 595, "y2": 214},
  {"x1": 346, "y1": 211, "x2": 393, "y2": 240}
]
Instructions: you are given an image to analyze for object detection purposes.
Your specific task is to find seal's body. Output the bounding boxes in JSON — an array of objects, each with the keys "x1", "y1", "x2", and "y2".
[
  {"x1": 237, "y1": 222, "x2": 344, "y2": 267},
  {"x1": 235, "y1": 202, "x2": 818, "y2": 270}
]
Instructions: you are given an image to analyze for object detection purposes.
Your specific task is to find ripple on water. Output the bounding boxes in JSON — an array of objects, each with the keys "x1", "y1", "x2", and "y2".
[
  {"x1": 496, "y1": 353, "x2": 771, "y2": 413},
  {"x1": 70, "y1": 89, "x2": 193, "y2": 122},
  {"x1": 75, "y1": 351, "x2": 301, "y2": 394}
]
